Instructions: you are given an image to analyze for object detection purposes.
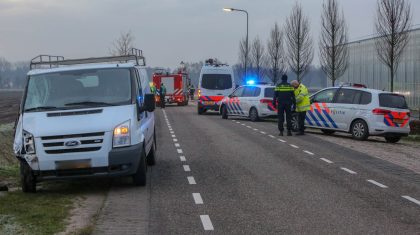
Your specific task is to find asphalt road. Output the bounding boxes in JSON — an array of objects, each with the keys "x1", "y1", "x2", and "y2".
[{"x1": 97, "y1": 101, "x2": 420, "y2": 234}]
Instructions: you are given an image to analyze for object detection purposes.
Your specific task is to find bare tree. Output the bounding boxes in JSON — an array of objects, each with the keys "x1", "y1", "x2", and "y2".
[
  {"x1": 285, "y1": 3, "x2": 314, "y2": 82},
  {"x1": 110, "y1": 30, "x2": 135, "y2": 56},
  {"x1": 375, "y1": 0, "x2": 411, "y2": 92},
  {"x1": 238, "y1": 37, "x2": 250, "y2": 83},
  {"x1": 251, "y1": 37, "x2": 265, "y2": 81},
  {"x1": 266, "y1": 23, "x2": 285, "y2": 85},
  {"x1": 319, "y1": 0, "x2": 349, "y2": 86}
]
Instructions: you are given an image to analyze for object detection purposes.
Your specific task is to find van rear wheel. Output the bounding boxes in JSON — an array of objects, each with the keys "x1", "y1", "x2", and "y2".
[
  {"x1": 20, "y1": 161, "x2": 36, "y2": 193},
  {"x1": 133, "y1": 148, "x2": 147, "y2": 186},
  {"x1": 385, "y1": 136, "x2": 401, "y2": 143}
]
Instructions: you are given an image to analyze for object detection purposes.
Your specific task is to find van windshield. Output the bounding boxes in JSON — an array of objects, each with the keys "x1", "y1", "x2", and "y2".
[
  {"x1": 379, "y1": 94, "x2": 408, "y2": 109},
  {"x1": 201, "y1": 74, "x2": 232, "y2": 90},
  {"x1": 24, "y1": 68, "x2": 132, "y2": 112}
]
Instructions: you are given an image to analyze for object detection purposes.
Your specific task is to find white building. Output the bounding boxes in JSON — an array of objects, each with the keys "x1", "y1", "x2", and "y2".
[{"x1": 339, "y1": 28, "x2": 420, "y2": 110}]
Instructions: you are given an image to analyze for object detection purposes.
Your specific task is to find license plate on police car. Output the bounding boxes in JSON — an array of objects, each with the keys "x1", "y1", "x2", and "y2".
[
  {"x1": 204, "y1": 101, "x2": 214, "y2": 105},
  {"x1": 394, "y1": 119, "x2": 405, "y2": 124}
]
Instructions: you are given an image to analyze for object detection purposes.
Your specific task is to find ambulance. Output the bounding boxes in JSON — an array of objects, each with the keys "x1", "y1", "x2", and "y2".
[{"x1": 197, "y1": 59, "x2": 235, "y2": 114}]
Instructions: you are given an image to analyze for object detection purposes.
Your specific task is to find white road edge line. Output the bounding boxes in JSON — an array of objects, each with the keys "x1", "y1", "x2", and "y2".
[
  {"x1": 340, "y1": 167, "x2": 357, "y2": 174},
  {"x1": 303, "y1": 150, "x2": 314, "y2": 155},
  {"x1": 187, "y1": 176, "x2": 196, "y2": 185},
  {"x1": 183, "y1": 165, "x2": 191, "y2": 172},
  {"x1": 320, "y1": 158, "x2": 333, "y2": 164},
  {"x1": 177, "y1": 149, "x2": 183, "y2": 154},
  {"x1": 193, "y1": 193, "x2": 204, "y2": 204},
  {"x1": 200, "y1": 215, "x2": 214, "y2": 231},
  {"x1": 402, "y1": 196, "x2": 420, "y2": 206},
  {"x1": 180, "y1": 156, "x2": 186, "y2": 162},
  {"x1": 367, "y1": 179, "x2": 388, "y2": 188},
  {"x1": 290, "y1": 144, "x2": 299, "y2": 149}
]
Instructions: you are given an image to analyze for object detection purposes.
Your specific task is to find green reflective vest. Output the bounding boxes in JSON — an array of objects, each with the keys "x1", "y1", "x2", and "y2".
[
  {"x1": 294, "y1": 84, "x2": 311, "y2": 112},
  {"x1": 275, "y1": 84, "x2": 294, "y2": 92}
]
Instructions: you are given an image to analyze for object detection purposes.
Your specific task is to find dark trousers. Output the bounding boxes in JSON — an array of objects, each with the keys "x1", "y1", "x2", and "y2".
[
  {"x1": 298, "y1": 111, "x2": 307, "y2": 133},
  {"x1": 278, "y1": 103, "x2": 292, "y2": 132},
  {"x1": 160, "y1": 95, "x2": 165, "y2": 108}
]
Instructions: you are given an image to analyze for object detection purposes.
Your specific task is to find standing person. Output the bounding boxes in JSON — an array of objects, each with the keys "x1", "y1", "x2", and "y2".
[
  {"x1": 189, "y1": 84, "x2": 195, "y2": 101},
  {"x1": 291, "y1": 80, "x2": 310, "y2": 135},
  {"x1": 159, "y1": 83, "x2": 167, "y2": 108},
  {"x1": 273, "y1": 75, "x2": 296, "y2": 136}
]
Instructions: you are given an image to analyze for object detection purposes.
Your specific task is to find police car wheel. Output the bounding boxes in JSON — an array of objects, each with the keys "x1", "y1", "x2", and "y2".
[
  {"x1": 384, "y1": 136, "x2": 401, "y2": 143},
  {"x1": 321, "y1": 129, "x2": 335, "y2": 135},
  {"x1": 250, "y1": 108, "x2": 259, "y2": 122},
  {"x1": 221, "y1": 105, "x2": 228, "y2": 119},
  {"x1": 291, "y1": 114, "x2": 299, "y2": 132},
  {"x1": 351, "y1": 120, "x2": 369, "y2": 141},
  {"x1": 20, "y1": 161, "x2": 36, "y2": 193}
]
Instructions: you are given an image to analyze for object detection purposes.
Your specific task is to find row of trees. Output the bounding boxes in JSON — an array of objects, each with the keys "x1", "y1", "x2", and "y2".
[{"x1": 238, "y1": 0, "x2": 411, "y2": 91}]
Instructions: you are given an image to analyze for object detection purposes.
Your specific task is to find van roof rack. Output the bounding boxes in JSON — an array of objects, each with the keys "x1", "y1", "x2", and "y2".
[{"x1": 30, "y1": 48, "x2": 146, "y2": 69}]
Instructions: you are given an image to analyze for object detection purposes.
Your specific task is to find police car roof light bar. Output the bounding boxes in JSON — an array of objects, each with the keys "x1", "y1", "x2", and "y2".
[{"x1": 30, "y1": 47, "x2": 146, "y2": 69}]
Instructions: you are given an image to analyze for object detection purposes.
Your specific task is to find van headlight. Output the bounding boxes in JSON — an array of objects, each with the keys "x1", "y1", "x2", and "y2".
[
  {"x1": 23, "y1": 130, "x2": 36, "y2": 154},
  {"x1": 113, "y1": 120, "x2": 131, "y2": 148}
]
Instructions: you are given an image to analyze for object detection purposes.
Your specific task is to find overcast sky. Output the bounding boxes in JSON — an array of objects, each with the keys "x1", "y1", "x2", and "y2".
[{"x1": 1, "y1": 0, "x2": 420, "y2": 68}]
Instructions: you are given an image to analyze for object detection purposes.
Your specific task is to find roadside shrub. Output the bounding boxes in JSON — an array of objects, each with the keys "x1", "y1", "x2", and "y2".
[{"x1": 409, "y1": 120, "x2": 420, "y2": 135}]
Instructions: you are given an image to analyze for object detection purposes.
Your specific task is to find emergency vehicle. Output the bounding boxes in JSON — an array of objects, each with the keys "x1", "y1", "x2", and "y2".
[
  {"x1": 297, "y1": 85, "x2": 410, "y2": 143},
  {"x1": 220, "y1": 84, "x2": 277, "y2": 121},
  {"x1": 152, "y1": 69, "x2": 190, "y2": 106},
  {"x1": 197, "y1": 59, "x2": 235, "y2": 114}
]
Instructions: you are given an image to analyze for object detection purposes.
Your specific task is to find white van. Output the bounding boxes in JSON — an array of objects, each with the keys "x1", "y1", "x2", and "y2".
[
  {"x1": 13, "y1": 50, "x2": 157, "y2": 192},
  {"x1": 197, "y1": 59, "x2": 235, "y2": 114}
]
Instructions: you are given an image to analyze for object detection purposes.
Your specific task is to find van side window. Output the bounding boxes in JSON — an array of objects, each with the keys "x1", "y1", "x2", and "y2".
[{"x1": 312, "y1": 88, "x2": 337, "y2": 103}]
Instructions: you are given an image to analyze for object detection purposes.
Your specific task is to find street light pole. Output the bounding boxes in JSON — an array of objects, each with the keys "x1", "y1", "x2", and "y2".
[{"x1": 223, "y1": 7, "x2": 249, "y2": 80}]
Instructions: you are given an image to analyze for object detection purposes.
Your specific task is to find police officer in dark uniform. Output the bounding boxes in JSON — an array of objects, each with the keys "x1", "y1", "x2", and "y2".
[{"x1": 273, "y1": 74, "x2": 296, "y2": 136}]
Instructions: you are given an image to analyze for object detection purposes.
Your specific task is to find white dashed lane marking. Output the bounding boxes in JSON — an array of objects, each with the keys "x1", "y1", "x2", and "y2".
[
  {"x1": 268, "y1": 135, "x2": 275, "y2": 138},
  {"x1": 320, "y1": 158, "x2": 333, "y2": 164},
  {"x1": 177, "y1": 149, "x2": 183, "y2": 154},
  {"x1": 260, "y1": 131, "x2": 266, "y2": 134},
  {"x1": 253, "y1": 128, "x2": 259, "y2": 131},
  {"x1": 173, "y1": 138, "x2": 178, "y2": 142},
  {"x1": 175, "y1": 143, "x2": 180, "y2": 147},
  {"x1": 290, "y1": 144, "x2": 299, "y2": 149},
  {"x1": 171, "y1": 135, "x2": 176, "y2": 138},
  {"x1": 193, "y1": 193, "x2": 204, "y2": 204},
  {"x1": 303, "y1": 150, "x2": 314, "y2": 155},
  {"x1": 200, "y1": 215, "x2": 214, "y2": 231},
  {"x1": 247, "y1": 126, "x2": 252, "y2": 128},
  {"x1": 402, "y1": 196, "x2": 420, "y2": 207},
  {"x1": 183, "y1": 165, "x2": 191, "y2": 172},
  {"x1": 278, "y1": 139, "x2": 286, "y2": 143},
  {"x1": 367, "y1": 179, "x2": 388, "y2": 188},
  {"x1": 180, "y1": 156, "x2": 186, "y2": 162},
  {"x1": 340, "y1": 167, "x2": 357, "y2": 175},
  {"x1": 187, "y1": 176, "x2": 196, "y2": 185}
]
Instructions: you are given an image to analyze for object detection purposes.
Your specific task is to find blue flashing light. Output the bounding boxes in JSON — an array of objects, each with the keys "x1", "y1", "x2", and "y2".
[{"x1": 246, "y1": 80, "x2": 256, "y2": 85}]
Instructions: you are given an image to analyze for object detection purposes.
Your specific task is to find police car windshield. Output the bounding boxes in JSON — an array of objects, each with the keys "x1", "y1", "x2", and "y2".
[
  {"x1": 24, "y1": 68, "x2": 132, "y2": 112},
  {"x1": 201, "y1": 74, "x2": 232, "y2": 90},
  {"x1": 265, "y1": 87, "x2": 275, "y2": 98},
  {"x1": 379, "y1": 94, "x2": 408, "y2": 109}
]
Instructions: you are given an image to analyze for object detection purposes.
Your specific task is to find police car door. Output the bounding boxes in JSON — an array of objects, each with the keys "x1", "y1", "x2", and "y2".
[
  {"x1": 240, "y1": 86, "x2": 256, "y2": 117},
  {"x1": 227, "y1": 86, "x2": 244, "y2": 116},
  {"x1": 333, "y1": 88, "x2": 361, "y2": 130},
  {"x1": 307, "y1": 88, "x2": 338, "y2": 129}
]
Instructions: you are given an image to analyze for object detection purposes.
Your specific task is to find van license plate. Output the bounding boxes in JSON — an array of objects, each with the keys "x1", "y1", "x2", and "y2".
[
  {"x1": 55, "y1": 159, "x2": 91, "y2": 170},
  {"x1": 204, "y1": 101, "x2": 215, "y2": 105}
]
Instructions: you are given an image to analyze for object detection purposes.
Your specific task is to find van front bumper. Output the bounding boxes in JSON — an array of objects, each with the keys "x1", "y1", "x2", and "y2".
[{"x1": 33, "y1": 143, "x2": 143, "y2": 181}]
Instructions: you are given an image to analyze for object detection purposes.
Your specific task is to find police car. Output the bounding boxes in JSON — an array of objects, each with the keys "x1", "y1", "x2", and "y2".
[
  {"x1": 220, "y1": 83, "x2": 277, "y2": 121},
  {"x1": 298, "y1": 84, "x2": 410, "y2": 143}
]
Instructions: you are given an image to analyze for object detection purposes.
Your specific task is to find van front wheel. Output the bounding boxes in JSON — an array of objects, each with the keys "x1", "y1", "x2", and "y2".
[
  {"x1": 20, "y1": 161, "x2": 36, "y2": 193},
  {"x1": 133, "y1": 148, "x2": 147, "y2": 186}
]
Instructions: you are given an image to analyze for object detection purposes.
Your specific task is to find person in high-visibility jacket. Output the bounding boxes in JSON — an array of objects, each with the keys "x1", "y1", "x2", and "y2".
[
  {"x1": 291, "y1": 80, "x2": 311, "y2": 135},
  {"x1": 273, "y1": 75, "x2": 296, "y2": 136}
]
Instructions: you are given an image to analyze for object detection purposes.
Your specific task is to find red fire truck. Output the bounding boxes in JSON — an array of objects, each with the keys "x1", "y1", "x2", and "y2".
[{"x1": 152, "y1": 69, "x2": 190, "y2": 106}]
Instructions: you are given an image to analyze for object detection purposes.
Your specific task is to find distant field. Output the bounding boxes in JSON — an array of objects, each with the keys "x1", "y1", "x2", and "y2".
[{"x1": 0, "y1": 90, "x2": 22, "y2": 124}]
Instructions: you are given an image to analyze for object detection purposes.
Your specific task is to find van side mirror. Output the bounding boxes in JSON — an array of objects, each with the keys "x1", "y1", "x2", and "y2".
[{"x1": 139, "y1": 94, "x2": 156, "y2": 113}]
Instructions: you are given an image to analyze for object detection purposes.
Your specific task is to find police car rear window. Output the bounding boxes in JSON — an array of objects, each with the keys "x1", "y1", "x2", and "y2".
[
  {"x1": 379, "y1": 94, "x2": 408, "y2": 109},
  {"x1": 243, "y1": 87, "x2": 261, "y2": 97},
  {"x1": 264, "y1": 88, "x2": 274, "y2": 98}
]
